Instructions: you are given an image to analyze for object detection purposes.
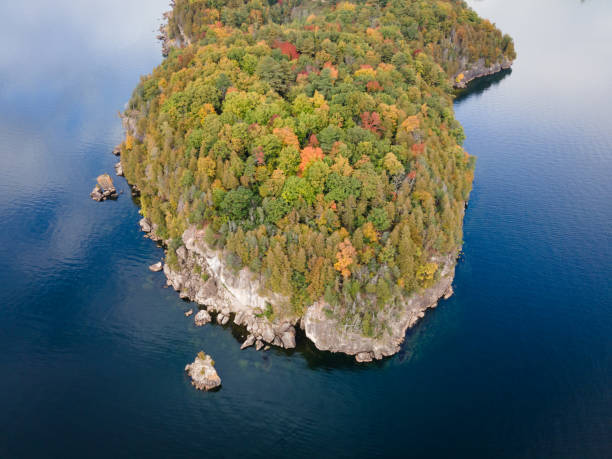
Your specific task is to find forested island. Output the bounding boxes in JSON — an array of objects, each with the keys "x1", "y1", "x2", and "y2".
[{"x1": 120, "y1": 0, "x2": 515, "y2": 361}]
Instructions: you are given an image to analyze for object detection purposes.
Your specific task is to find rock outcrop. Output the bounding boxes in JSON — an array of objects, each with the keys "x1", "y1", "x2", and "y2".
[
  {"x1": 139, "y1": 217, "x2": 163, "y2": 242},
  {"x1": 185, "y1": 352, "x2": 221, "y2": 391},
  {"x1": 90, "y1": 174, "x2": 117, "y2": 201},
  {"x1": 194, "y1": 309, "x2": 211, "y2": 326},
  {"x1": 114, "y1": 161, "x2": 124, "y2": 177},
  {"x1": 454, "y1": 57, "x2": 513, "y2": 89}
]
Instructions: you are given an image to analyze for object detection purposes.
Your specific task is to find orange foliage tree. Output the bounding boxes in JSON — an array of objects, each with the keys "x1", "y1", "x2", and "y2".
[{"x1": 334, "y1": 238, "x2": 357, "y2": 278}]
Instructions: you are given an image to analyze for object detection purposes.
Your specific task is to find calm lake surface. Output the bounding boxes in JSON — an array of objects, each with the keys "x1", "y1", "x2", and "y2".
[{"x1": 1, "y1": 0, "x2": 611, "y2": 457}]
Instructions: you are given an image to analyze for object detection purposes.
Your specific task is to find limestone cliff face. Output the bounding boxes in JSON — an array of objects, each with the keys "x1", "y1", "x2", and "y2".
[
  {"x1": 162, "y1": 225, "x2": 298, "y2": 350},
  {"x1": 147, "y1": 222, "x2": 456, "y2": 362},
  {"x1": 454, "y1": 57, "x2": 513, "y2": 89}
]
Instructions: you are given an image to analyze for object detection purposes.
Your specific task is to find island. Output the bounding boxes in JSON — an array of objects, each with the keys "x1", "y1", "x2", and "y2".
[{"x1": 120, "y1": 0, "x2": 515, "y2": 362}]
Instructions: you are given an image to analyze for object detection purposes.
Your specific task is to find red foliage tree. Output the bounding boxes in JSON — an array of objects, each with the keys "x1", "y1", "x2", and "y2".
[
  {"x1": 360, "y1": 111, "x2": 383, "y2": 136},
  {"x1": 411, "y1": 143, "x2": 425, "y2": 154},
  {"x1": 366, "y1": 80, "x2": 382, "y2": 92},
  {"x1": 254, "y1": 146, "x2": 265, "y2": 166},
  {"x1": 273, "y1": 41, "x2": 299, "y2": 60}
]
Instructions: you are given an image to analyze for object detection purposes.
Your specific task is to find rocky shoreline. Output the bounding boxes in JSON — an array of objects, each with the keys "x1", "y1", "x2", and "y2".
[
  {"x1": 141, "y1": 219, "x2": 456, "y2": 362},
  {"x1": 453, "y1": 57, "x2": 513, "y2": 89}
]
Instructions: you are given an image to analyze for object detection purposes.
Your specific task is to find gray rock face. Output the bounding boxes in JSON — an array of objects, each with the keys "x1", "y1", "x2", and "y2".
[
  {"x1": 194, "y1": 309, "x2": 211, "y2": 326},
  {"x1": 185, "y1": 352, "x2": 221, "y2": 391},
  {"x1": 453, "y1": 57, "x2": 513, "y2": 89},
  {"x1": 163, "y1": 226, "x2": 299, "y2": 351}
]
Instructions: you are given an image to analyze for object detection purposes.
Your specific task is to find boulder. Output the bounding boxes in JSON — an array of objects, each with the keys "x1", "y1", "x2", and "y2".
[
  {"x1": 240, "y1": 335, "x2": 255, "y2": 350},
  {"x1": 185, "y1": 352, "x2": 221, "y2": 391},
  {"x1": 149, "y1": 262, "x2": 163, "y2": 272},
  {"x1": 234, "y1": 311, "x2": 244, "y2": 326},
  {"x1": 255, "y1": 340, "x2": 264, "y2": 351},
  {"x1": 355, "y1": 352, "x2": 373, "y2": 363},
  {"x1": 280, "y1": 330, "x2": 296, "y2": 349},
  {"x1": 184, "y1": 309, "x2": 193, "y2": 317},
  {"x1": 194, "y1": 309, "x2": 211, "y2": 326},
  {"x1": 114, "y1": 161, "x2": 124, "y2": 176},
  {"x1": 139, "y1": 218, "x2": 152, "y2": 233},
  {"x1": 112, "y1": 146, "x2": 121, "y2": 156},
  {"x1": 220, "y1": 314, "x2": 230, "y2": 325},
  {"x1": 262, "y1": 326, "x2": 275, "y2": 344},
  {"x1": 90, "y1": 185, "x2": 104, "y2": 202}
]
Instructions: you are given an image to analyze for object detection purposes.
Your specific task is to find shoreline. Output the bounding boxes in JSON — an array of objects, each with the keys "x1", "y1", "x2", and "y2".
[{"x1": 139, "y1": 219, "x2": 458, "y2": 362}]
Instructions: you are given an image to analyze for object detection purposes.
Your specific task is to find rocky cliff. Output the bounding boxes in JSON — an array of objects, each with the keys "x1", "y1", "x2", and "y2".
[
  {"x1": 454, "y1": 57, "x2": 513, "y2": 89},
  {"x1": 302, "y1": 255, "x2": 455, "y2": 362},
  {"x1": 161, "y1": 225, "x2": 298, "y2": 351},
  {"x1": 142, "y1": 221, "x2": 456, "y2": 362}
]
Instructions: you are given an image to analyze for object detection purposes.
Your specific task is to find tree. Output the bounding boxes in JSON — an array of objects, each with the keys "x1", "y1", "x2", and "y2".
[
  {"x1": 220, "y1": 187, "x2": 255, "y2": 221},
  {"x1": 334, "y1": 239, "x2": 357, "y2": 278}
]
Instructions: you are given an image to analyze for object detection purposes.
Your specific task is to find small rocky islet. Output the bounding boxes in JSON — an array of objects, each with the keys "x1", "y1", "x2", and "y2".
[{"x1": 185, "y1": 351, "x2": 221, "y2": 391}]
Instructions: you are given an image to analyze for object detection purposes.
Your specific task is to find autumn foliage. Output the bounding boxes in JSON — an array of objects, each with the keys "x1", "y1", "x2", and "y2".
[
  {"x1": 273, "y1": 41, "x2": 299, "y2": 60},
  {"x1": 299, "y1": 146, "x2": 324, "y2": 174},
  {"x1": 123, "y1": 0, "x2": 516, "y2": 334},
  {"x1": 334, "y1": 239, "x2": 357, "y2": 278},
  {"x1": 360, "y1": 111, "x2": 383, "y2": 136}
]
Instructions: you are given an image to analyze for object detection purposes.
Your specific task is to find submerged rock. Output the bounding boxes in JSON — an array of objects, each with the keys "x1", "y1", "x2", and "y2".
[
  {"x1": 185, "y1": 351, "x2": 221, "y2": 391},
  {"x1": 194, "y1": 309, "x2": 211, "y2": 326},
  {"x1": 149, "y1": 262, "x2": 163, "y2": 272}
]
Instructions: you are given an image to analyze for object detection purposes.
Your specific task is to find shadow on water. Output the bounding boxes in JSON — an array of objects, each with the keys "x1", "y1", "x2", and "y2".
[{"x1": 453, "y1": 68, "x2": 512, "y2": 103}]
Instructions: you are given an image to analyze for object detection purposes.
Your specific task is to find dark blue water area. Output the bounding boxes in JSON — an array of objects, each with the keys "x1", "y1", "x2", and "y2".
[{"x1": 0, "y1": 0, "x2": 610, "y2": 458}]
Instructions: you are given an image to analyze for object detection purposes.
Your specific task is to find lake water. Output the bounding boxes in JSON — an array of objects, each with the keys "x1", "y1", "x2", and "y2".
[{"x1": 1, "y1": 0, "x2": 610, "y2": 457}]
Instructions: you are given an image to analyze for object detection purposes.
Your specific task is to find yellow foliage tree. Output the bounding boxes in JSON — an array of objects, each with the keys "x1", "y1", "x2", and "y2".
[{"x1": 416, "y1": 262, "x2": 439, "y2": 286}]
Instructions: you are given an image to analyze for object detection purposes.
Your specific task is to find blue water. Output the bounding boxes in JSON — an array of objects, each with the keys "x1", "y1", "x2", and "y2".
[{"x1": 1, "y1": 0, "x2": 610, "y2": 457}]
